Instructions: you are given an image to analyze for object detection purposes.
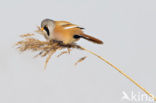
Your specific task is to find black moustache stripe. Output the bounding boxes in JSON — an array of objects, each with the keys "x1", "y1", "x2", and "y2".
[{"x1": 44, "y1": 26, "x2": 50, "y2": 36}]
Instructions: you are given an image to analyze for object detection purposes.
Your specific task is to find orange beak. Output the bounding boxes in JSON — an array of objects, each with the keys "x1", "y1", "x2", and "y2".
[{"x1": 40, "y1": 27, "x2": 44, "y2": 31}]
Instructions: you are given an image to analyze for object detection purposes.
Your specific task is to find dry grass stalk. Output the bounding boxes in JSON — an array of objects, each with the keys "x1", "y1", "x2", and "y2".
[
  {"x1": 20, "y1": 33, "x2": 35, "y2": 38},
  {"x1": 44, "y1": 49, "x2": 57, "y2": 69},
  {"x1": 15, "y1": 27, "x2": 156, "y2": 101},
  {"x1": 57, "y1": 51, "x2": 69, "y2": 58},
  {"x1": 75, "y1": 56, "x2": 87, "y2": 66}
]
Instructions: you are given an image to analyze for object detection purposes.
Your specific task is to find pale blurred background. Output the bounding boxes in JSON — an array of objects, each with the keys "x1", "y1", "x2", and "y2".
[{"x1": 0, "y1": 0, "x2": 156, "y2": 103}]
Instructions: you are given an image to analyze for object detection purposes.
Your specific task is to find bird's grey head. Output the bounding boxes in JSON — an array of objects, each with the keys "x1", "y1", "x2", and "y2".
[{"x1": 41, "y1": 19, "x2": 55, "y2": 37}]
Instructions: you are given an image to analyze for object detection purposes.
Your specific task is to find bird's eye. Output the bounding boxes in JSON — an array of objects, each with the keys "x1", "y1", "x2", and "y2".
[
  {"x1": 44, "y1": 26, "x2": 50, "y2": 36},
  {"x1": 73, "y1": 35, "x2": 81, "y2": 39}
]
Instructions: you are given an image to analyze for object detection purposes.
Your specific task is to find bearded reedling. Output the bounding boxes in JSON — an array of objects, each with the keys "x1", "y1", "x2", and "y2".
[{"x1": 40, "y1": 19, "x2": 103, "y2": 44}]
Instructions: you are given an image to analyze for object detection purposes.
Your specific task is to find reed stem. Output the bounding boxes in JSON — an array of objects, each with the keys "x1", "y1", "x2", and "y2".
[{"x1": 80, "y1": 47, "x2": 156, "y2": 101}]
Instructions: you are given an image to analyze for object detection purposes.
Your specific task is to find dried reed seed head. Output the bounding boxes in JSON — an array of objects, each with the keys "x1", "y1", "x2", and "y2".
[{"x1": 16, "y1": 27, "x2": 85, "y2": 69}]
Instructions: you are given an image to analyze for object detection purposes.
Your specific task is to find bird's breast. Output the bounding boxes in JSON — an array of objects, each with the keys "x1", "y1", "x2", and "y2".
[{"x1": 53, "y1": 26, "x2": 81, "y2": 44}]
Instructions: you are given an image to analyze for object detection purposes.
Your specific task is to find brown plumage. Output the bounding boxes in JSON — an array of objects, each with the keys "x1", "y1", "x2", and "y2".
[
  {"x1": 40, "y1": 19, "x2": 103, "y2": 45},
  {"x1": 79, "y1": 33, "x2": 103, "y2": 44}
]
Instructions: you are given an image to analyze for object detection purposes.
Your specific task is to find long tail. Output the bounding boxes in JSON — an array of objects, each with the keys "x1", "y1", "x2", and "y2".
[{"x1": 80, "y1": 33, "x2": 103, "y2": 44}]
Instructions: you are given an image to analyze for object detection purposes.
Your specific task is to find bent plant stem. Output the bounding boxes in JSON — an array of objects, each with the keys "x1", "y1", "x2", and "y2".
[{"x1": 80, "y1": 46, "x2": 156, "y2": 101}]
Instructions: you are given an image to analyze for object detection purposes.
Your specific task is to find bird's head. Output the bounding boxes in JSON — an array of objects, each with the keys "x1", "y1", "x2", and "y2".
[{"x1": 40, "y1": 19, "x2": 55, "y2": 40}]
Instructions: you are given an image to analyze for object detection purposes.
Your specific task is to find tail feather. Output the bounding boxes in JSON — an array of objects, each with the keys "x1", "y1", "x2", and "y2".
[{"x1": 80, "y1": 33, "x2": 103, "y2": 44}]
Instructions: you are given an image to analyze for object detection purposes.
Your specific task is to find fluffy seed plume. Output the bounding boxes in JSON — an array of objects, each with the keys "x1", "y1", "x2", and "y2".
[{"x1": 16, "y1": 27, "x2": 86, "y2": 69}]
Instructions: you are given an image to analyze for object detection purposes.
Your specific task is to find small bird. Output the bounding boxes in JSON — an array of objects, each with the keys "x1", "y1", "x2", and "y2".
[{"x1": 40, "y1": 19, "x2": 103, "y2": 45}]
